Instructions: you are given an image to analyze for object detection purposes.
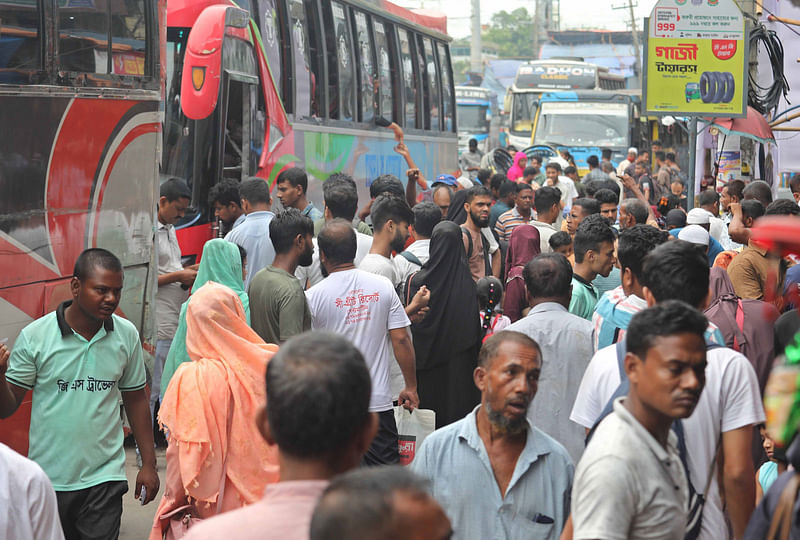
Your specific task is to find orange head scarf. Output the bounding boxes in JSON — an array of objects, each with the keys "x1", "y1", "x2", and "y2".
[{"x1": 158, "y1": 281, "x2": 279, "y2": 507}]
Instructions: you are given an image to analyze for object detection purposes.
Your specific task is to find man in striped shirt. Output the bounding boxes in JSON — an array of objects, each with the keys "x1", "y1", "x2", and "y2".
[
  {"x1": 494, "y1": 183, "x2": 535, "y2": 242},
  {"x1": 592, "y1": 225, "x2": 669, "y2": 350}
]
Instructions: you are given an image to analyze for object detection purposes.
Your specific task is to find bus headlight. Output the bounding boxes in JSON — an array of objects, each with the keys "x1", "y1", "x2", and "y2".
[{"x1": 191, "y1": 67, "x2": 206, "y2": 91}]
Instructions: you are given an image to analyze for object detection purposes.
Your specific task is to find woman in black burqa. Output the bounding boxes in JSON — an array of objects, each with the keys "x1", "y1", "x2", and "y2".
[{"x1": 405, "y1": 220, "x2": 481, "y2": 428}]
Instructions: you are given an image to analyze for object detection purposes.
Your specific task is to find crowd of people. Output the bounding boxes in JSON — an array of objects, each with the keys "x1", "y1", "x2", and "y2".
[{"x1": 2, "y1": 142, "x2": 800, "y2": 540}]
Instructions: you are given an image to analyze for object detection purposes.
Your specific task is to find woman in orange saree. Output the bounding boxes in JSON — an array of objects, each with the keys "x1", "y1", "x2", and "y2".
[{"x1": 150, "y1": 281, "x2": 279, "y2": 539}]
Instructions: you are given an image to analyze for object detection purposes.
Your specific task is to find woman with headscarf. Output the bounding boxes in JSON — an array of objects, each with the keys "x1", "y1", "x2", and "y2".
[
  {"x1": 503, "y1": 225, "x2": 541, "y2": 323},
  {"x1": 406, "y1": 221, "x2": 481, "y2": 428},
  {"x1": 160, "y1": 239, "x2": 249, "y2": 399},
  {"x1": 150, "y1": 282, "x2": 279, "y2": 539},
  {"x1": 507, "y1": 151, "x2": 528, "y2": 182}
]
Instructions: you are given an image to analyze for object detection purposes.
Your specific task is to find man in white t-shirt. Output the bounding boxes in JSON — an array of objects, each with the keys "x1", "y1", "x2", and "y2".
[
  {"x1": 571, "y1": 241, "x2": 763, "y2": 539},
  {"x1": 532, "y1": 186, "x2": 562, "y2": 254},
  {"x1": 394, "y1": 201, "x2": 440, "y2": 286},
  {"x1": 306, "y1": 220, "x2": 419, "y2": 465},
  {"x1": 545, "y1": 162, "x2": 579, "y2": 225},
  {"x1": 296, "y1": 178, "x2": 372, "y2": 289},
  {"x1": 359, "y1": 195, "x2": 431, "y2": 402},
  {"x1": 358, "y1": 194, "x2": 413, "y2": 289},
  {"x1": 0, "y1": 442, "x2": 64, "y2": 540}
]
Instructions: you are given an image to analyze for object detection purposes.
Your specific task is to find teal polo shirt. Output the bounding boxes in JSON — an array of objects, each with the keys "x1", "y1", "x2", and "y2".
[
  {"x1": 6, "y1": 301, "x2": 146, "y2": 491},
  {"x1": 569, "y1": 275, "x2": 600, "y2": 320}
]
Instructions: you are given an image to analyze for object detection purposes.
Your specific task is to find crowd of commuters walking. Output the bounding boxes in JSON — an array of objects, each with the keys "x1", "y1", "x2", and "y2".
[{"x1": 3, "y1": 144, "x2": 800, "y2": 540}]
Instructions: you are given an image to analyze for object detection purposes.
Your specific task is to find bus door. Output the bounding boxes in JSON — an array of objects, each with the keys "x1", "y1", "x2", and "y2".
[{"x1": 175, "y1": 5, "x2": 264, "y2": 258}]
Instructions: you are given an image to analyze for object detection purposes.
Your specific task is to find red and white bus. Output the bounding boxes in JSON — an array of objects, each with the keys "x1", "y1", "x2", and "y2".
[
  {"x1": 163, "y1": 0, "x2": 458, "y2": 258},
  {"x1": 0, "y1": 0, "x2": 164, "y2": 453}
]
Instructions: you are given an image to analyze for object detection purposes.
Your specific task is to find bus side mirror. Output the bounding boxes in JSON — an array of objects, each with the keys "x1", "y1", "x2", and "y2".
[{"x1": 180, "y1": 5, "x2": 249, "y2": 120}]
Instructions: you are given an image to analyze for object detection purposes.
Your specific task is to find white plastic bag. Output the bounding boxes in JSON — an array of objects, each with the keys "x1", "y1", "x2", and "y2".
[{"x1": 394, "y1": 406, "x2": 436, "y2": 465}]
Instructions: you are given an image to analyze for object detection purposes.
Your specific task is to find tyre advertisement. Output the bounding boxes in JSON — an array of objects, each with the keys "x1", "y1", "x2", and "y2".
[{"x1": 643, "y1": 0, "x2": 747, "y2": 117}]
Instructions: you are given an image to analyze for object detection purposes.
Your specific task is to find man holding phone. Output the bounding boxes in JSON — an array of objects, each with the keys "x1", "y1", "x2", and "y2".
[{"x1": 0, "y1": 249, "x2": 159, "y2": 539}]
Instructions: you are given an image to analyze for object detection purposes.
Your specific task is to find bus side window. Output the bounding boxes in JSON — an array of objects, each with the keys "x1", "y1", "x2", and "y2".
[
  {"x1": 57, "y1": 1, "x2": 110, "y2": 73},
  {"x1": 326, "y1": 2, "x2": 355, "y2": 121},
  {"x1": 422, "y1": 37, "x2": 440, "y2": 131},
  {"x1": 415, "y1": 33, "x2": 429, "y2": 130},
  {"x1": 396, "y1": 28, "x2": 416, "y2": 129},
  {"x1": 0, "y1": 0, "x2": 42, "y2": 82},
  {"x1": 110, "y1": 0, "x2": 147, "y2": 76},
  {"x1": 288, "y1": 0, "x2": 321, "y2": 119},
  {"x1": 373, "y1": 20, "x2": 394, "y2": 123},
  {"x1": 259, "y1": 0, "x2": 284, "y2": 100},
  {"x1": 436, "y1": 41, "x2": 454, "y2": 133},
  {"x1": 352, "y1": 10, "x2": 376, "y2": 124}
]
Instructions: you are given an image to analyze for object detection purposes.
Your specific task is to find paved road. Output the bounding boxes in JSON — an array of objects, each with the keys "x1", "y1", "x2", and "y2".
[{"x1": 120, "y1": 446, "x2": 167, "y2": 540}]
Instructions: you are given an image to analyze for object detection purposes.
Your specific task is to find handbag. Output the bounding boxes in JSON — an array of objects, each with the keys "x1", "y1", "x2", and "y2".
[{"x1": 160, "y1": 393, "x2": 234, "y2": 539}]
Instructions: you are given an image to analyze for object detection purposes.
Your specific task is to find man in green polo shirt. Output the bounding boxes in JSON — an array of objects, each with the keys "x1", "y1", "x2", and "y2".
[
  {"x1": 0, "y1": 248, "x2": 159, "y2": 539},
  {"x1": 569, "y1": 215, "x2": 617, "y2": 320}
]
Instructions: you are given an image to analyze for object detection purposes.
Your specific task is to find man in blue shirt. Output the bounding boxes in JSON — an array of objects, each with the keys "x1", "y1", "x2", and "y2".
[
  {"x1": 275, "y1": 167, "x2": 323, "y2": 221},
  {"x1": 412, "y1": 331, "x2": 573, "y2": 539},
  {"x1": 226, "y1": 177, "x2": 276, "y2": 290}
]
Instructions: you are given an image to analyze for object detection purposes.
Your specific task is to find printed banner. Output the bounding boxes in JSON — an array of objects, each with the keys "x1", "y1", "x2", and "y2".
[{"x1": 644, "y1": 0, "x2": 747, "y2": 117}]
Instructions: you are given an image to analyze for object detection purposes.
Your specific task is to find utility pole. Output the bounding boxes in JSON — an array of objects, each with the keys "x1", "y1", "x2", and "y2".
[
  {"x1": 532, "y1": 0, "x2": 541, "y2": 59},
  {"x1": 470, "y1": 0, "x2": 482, "y2": 73},
  {"x1": 612, "y1": 0, "x2": 641, "y2": 88}
]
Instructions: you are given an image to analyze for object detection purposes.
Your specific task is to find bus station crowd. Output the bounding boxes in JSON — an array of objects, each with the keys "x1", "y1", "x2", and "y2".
[{"x1": 4, "y1": 136, "x2": 800, "y2": 540}]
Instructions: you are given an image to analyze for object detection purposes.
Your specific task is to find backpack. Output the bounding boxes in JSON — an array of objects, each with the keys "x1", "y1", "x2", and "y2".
[
  {"x1": 586, "y1": 340, "x2": 722, "y2": 540},
  {"x1": 461, "y1": 226, "x2": 492, "y2": 277},
  {"x1": 704, "y1": 291, "x2": 777, "y2": 395},
  {"x1": 399, "y1": 250, "x2": 423, "y2": 267}
]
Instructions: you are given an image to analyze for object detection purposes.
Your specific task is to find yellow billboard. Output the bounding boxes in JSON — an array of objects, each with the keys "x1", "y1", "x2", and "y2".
[{"x1": 644, "y1": 0, "x2": 747, "y2": 117}]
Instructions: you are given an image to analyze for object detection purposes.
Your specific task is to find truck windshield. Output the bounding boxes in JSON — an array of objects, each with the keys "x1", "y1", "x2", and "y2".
[
  {"x1": 457, "y1": 104, "x2": 489, "y2": 131},
  {"x1": 510, "y1": 92, "x2": 537, "y2": 136},
  {"x1": 534, "y1": 101, "x2": 628, "y2": 148}
]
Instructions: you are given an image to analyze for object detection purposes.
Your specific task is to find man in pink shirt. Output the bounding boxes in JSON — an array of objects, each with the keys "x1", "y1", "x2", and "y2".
[{"x1": 185, "y1": 331, "x2": 378, "y2": 540}]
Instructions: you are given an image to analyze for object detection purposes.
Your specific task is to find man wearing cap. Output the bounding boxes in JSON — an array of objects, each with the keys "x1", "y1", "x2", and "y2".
[
  {"x1": 665, "y1": 209, "x2": 686, "y2": 231},
  {"x1": 678, "y1": 224, "x2": 710, "y2": 254},
  {"x1": 697, "y1": 190, "x2": 734, "y2": 249},
  {"x1": 616, "y1": 148, "x2": 637, "y2": 177},
  {"x1": 433, "y1": 174, "x2": 459, "y2": 191},
  {"x1": 669, "y1": 208, "x2": 724, "y2": 266},
  {"x1": 456, "y1": 175, "x2": 475, "y2": 190},
  {"x1": 459, "y1": 138, "x2": 483, "y2": 181}
]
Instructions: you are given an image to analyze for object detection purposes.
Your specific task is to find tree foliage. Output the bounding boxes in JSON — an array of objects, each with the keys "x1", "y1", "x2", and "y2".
[{"x1": 482, "y1": 8, "x2": 535, "y2": 58}]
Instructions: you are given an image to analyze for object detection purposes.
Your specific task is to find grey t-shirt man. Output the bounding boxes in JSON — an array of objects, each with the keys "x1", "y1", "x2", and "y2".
[
  {"x1": 248, "y1": 265, "x2": 311, "y2": 344},
  {"x1": 572, "y1": 398, "x2": 688, "y2": 540}
]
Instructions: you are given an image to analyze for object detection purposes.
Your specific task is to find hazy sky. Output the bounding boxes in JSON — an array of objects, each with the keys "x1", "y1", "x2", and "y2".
[{"x1": 394, "y1": 0, "x2": 660, "y2": 38}]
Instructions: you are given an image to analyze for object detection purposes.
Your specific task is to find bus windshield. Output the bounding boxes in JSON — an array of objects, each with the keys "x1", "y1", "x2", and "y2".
[
  {"x1": 534, "y1": 101, "x2": 628, "y2": 148},
  {"x1": 511, "y1": 93, "x2": 537, "y2": 136},
  {"x1": 457, "y1": 104, "x2": 489, "y2": 131}
]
